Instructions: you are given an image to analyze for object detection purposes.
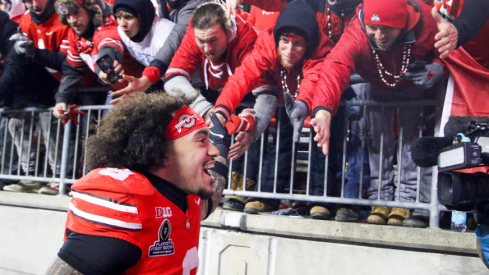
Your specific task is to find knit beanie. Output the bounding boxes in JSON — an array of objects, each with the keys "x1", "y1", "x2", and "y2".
[{"x1": 363, "y1": 0, "x2": 408, "y2": 28}]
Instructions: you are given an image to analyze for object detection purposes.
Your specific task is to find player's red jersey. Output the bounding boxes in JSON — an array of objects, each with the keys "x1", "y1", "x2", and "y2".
[
  {"x1": 66, "y1": 168, "x2": 201, "y2": 274},
  {"x1": 19, "y1": 11, "x2": 70, "y2": 53}
]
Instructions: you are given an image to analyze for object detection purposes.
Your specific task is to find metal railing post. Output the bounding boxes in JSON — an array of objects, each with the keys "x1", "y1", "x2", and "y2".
[{"x1": 58, "y1": 120, "x2": 72, "y2": 195}]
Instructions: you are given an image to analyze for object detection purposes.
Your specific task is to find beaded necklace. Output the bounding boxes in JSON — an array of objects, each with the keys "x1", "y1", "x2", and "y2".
[
  {"x1": 280, "y1": 66, "x2": 302, "y2": 98},
  {"x1": 372, "y1": 43, "x2": 412, "y2": 87},
  {"x1": 326, "y1": 7, "x2": 332, "y2": 39}
]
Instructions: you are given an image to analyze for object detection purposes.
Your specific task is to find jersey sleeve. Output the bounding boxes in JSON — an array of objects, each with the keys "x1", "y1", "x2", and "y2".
[
  {"x1": 95, "y1": 25, "x2": 124, "y2": 54},
  {"x1": 57, "y1": 28, "x2": 70, "y2": 54},
  {"x1": 65, "y1": 32, "x2": 85, "y2": 67},
  {"x1": 67, "y1": 181, "x2": 144, "y2": 249}
]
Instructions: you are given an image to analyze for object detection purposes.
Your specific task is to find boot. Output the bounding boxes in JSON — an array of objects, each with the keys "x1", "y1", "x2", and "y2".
[
  {"x1": 223, "y1": 172, "x2": 256, "y2": 212},
  {"x1": 387, "y1": 208, "x2": 411, "y2": 226},
  {"x1": 367, "y1": 206, "x2": 391, "y2": 225}
]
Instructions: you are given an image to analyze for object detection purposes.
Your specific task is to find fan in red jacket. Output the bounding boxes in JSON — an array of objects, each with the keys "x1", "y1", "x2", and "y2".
[
  {"x1": 164, "y1": 2, "x2": 274, "y2": 120},
  {"x1": 313, "y1": 0, "x2": 447, "y2": 226},
  {"x1": 52, "y1": 0, "x2": 143, "y2": 121},
  {"x1": 213, "y1": 0, "x2": 333, "y2": 214},
  {"x1": 214, "y1": 2, "x2": 333, "y2": 140}
]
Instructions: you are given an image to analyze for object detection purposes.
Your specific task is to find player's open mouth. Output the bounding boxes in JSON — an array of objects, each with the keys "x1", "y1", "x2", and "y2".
[{"x1": 203, "y1": 162, "x2": 215, "y2": 179}]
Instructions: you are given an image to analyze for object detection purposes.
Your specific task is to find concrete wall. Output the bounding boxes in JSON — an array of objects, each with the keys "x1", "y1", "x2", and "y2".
[{"x1": 0, "y1": 193, "x2": 487, "y2": 275}]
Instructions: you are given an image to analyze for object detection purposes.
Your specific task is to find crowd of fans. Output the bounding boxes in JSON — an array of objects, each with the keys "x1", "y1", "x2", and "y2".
[{"x1": 0, "y1": 0, "x2": 488, "y2": 232}]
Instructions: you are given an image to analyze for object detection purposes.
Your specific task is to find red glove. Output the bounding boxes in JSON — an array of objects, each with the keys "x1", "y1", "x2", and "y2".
[
  {"x1": 58, "y1": 104, "x2": 84, "y2": 125},
  {"x1": 225, "y1": 114, "x2": 254, "y2": 134}
]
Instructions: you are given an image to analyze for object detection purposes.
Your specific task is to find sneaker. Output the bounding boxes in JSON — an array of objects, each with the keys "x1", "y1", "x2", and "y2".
[
  {"x1": 244, "y1": 200, "x2": 275, "y2": 214},
  {"x1": 336, "y1": 207, "x2": 359, "y2": 222},
  {"x1": 367, "y1": 206, "x2": 391, "y2": 225},
  {"x1": 0, "y1": 180, "x2": 19, "y2": 191},
  {"x1": 270, "y1": 208, "x2": 301, "y2": 216},
  {"x1": 403, "y1": 210, "x2": 429, "y2": 228},
  {"x1": 387, "y1": 208, "x2": 411, "y2": 226},
  {"x1": 38, "y1": 182, "x2": 60, "y2": 195},
  {"x1": 309, "y1": 206, "x2": 331, "y2": 220},
  {"x1": 3, "y1": 181, "x2": 41, "y2": 193}
]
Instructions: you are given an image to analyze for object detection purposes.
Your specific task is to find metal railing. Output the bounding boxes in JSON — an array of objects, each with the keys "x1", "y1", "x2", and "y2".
[{"x1": 0, "y1": 99, "x2": 445, "y2": 228}]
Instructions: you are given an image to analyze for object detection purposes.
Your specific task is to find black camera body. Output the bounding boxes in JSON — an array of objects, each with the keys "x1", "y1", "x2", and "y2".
[{"x1": 435, "y1": 117, "x2": 489, "y2": 211}]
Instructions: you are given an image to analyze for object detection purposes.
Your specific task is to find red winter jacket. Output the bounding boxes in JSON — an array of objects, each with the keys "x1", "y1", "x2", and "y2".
[
  {"x1": 214, "y1": 26, "x2": 333, "y2": 117},
  {"x1": 247, "y1": 7, "x2": 280, "y2": 32},
  {"x1": 165, "y1": 15, "x2": 259, "y2": 91},
  {"x1": 315, "y1": 0, "x2": 445, "y2": 115}
]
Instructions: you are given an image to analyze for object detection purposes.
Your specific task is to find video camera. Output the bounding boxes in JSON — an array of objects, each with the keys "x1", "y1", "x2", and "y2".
[{"x1": 412, "y1": 116, "x2": 489, "y2": 211}]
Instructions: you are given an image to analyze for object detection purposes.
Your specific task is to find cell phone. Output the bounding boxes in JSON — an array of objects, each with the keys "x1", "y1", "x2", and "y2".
[
  {"x1": 96, "y1": 54, "x2": 122, "y2": 84},
  {"x1": 407, "y1": 61, "x2": 427, "y2": 72}
]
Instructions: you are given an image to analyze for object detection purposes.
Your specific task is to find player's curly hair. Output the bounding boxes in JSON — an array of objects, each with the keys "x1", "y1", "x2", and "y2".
[{"x1": 85, "y1": 92, "x2": 186, "y2": 172}]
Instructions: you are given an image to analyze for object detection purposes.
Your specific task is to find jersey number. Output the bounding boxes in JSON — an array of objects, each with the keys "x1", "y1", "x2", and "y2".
[
  {"x1": 182, "y1": 247, "x2": 199, "y2": 275},
  {"x1": 98, "y1": 168, "x2": 134, "y2": 181},
  {"x1": 38, "y1": 38, "x2": 45, "y2": 50}
]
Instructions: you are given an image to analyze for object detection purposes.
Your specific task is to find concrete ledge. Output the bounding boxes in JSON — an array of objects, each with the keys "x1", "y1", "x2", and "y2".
[
  {"x1": 203, "y1": 209, "x2": 478, "y2": 255},
  {"x1": 0, "y1": 192, "x2": 71, "y2": 211},
  {"x1": 0, "y1": 192, "x2": 478, "y2": 256}
]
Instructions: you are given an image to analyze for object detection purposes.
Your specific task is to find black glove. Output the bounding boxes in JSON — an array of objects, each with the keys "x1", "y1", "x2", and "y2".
[
  {"x1": 209, "y1": 112, "x2": 231, "y2": 159},
  {"x1": 208, "y1": 112, "x2": 230, "y2": 177},
  {"x1": 404, "y1": 62, "x2": 444, "y2": 89}
]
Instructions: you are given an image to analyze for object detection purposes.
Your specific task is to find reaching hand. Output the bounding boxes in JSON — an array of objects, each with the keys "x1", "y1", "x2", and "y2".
[
  {"x1": 10, "y1": 33, "x2": 35, "y2": 59},
  {"x1": 98, "y1": 60, "x2": 124, "y2": 85},
  {"x1": 225, "y1": 114, "x2": 254, "y2": 135},
  {"x1": 206, "y1": 112, "x2": 226, "y2": 128},
  {"x1": 432, "y1": 7, "x2": 458, "y2": 59},
  {"x1": 284, "y1": 92, "x2": 308, "y2": 143},
  {"x1": 57, "y1": 104, "x2": 84, "y2": 125},
  {"x1": 228, "y1": 131, "x2": 255, "y2": 160},
  {"x1": 209, "y1": 112, "x2": 231, "y2": 159},
  {"x1": 53, "y1": 103, "x2": 68, "y2": 120},
  {"x1": 310, "y1": 110, "x2": 332, "y2": 155},
  {"x1": 226, "y1": 0, "x2": 242, "y2": 17},
  {"x1": 109, "y1": 75, "x2": 151, "y2": 104},
  {"x1": 404, "y1": 62, "x2": 444, "y2": 89}
]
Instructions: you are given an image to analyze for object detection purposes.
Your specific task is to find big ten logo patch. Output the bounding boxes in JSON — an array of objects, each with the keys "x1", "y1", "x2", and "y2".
[
  {"x1": 175, "y1": 113, "x2": 200, "y2": 133},
  {"x1": 156, "y1": 207, "x2": 173, "y2": 218},
  {"x1": 149, "y1": 220, "x2": 175, "y2": 256}
]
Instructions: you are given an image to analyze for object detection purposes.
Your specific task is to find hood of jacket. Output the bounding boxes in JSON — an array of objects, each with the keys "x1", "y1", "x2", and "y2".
[
  {"x1": 113, "y1": 0, "x2": 155, "y2": 43},
  {"x1": 273, "y1": 0, "x2": 319, "y2": 59}
]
